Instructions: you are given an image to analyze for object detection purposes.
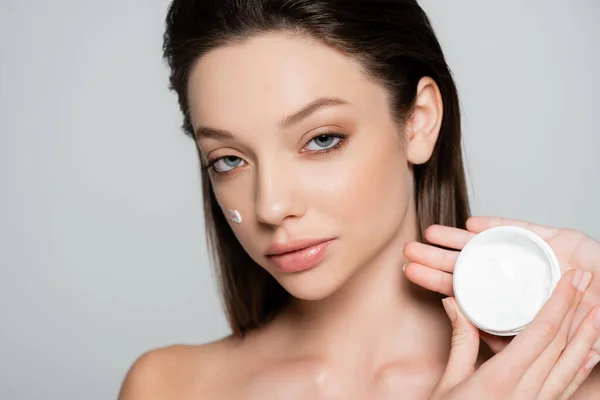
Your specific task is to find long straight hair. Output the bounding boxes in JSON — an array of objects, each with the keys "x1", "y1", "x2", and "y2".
[{"x1": 162, "y1": 0, "x2": 470, "y2": 337}]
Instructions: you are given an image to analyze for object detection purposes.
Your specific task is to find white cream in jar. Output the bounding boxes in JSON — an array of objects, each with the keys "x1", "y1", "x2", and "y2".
[{"x1": 453, "y1": 226, "x2": 562, "y2": 336}]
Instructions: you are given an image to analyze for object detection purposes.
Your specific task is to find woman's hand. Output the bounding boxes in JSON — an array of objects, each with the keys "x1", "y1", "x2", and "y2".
[
  {"x1": 431, "y1": 269, "x2": 600, "y2": 400},
  {"x1": 403, "y1": 216, "x2": 600, "y2": 353}
]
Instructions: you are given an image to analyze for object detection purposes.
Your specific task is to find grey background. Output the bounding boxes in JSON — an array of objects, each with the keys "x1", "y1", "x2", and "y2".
[{"x1": 1, "y1": 0, "x2": 598, "y2": 399}]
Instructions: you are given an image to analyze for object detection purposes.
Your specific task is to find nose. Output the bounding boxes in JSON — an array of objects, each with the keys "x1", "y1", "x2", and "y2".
[{"x1": 254, "y1": 160, "x2": 305, "y2": 226}]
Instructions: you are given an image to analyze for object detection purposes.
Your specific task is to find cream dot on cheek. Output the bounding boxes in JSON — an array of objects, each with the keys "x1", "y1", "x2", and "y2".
[{"x1": 223, "y1": 208, "x2": 243, "y2": 224}]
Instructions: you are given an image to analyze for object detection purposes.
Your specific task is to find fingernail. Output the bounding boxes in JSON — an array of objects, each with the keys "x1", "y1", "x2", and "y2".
[
  {"x1": 402, "y1": 264, "x2": 408, "y2": 272},
  {"x1": 578, "y1": 271, "x2": 593, "y2": 293},
  {"x1": 442, "y1": 298, "x2": 457, "y2": 323},
  {"x1": 572, "y1": 269, "x2": 583, "y2": 288},
  {"x1": 593, "y1": 307, "x2": 600, "y2": 329},
  {"x1": 585, "y1": 353, "x2": 600, "y2": 370}
]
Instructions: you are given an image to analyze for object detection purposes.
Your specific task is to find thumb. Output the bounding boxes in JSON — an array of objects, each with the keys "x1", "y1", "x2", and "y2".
[{"x1": 437, "y1": 297, "x2": 480, "y2": 391}]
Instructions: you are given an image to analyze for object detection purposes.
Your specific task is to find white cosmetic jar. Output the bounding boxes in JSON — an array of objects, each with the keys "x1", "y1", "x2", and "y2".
[{"x1": 453, "y1": 226, "x2": 562, "y2": 336}]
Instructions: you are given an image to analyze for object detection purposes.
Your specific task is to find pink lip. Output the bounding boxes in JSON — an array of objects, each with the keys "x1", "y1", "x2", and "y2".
[{"x1": 266, "y1": 239, "x2": 335, "y2": 273}]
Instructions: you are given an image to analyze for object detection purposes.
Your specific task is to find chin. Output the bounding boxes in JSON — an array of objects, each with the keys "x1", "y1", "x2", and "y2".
[{"x1": 272, "y1": 261, "x2": 355, "y2": 301}]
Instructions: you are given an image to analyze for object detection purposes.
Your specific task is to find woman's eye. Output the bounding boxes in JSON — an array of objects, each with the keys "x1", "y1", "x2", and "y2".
[
  {"x1": 304, "y1": 134, "x2": 342, "y2": 151},
  {"x1": 212, "y1": 156, "x2": 245, "y2": 173}
]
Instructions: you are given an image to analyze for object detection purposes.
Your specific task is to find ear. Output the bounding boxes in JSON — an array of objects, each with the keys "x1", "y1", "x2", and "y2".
[{"x1": 405, "y1": 77, "x2": 443, "y2": 165}]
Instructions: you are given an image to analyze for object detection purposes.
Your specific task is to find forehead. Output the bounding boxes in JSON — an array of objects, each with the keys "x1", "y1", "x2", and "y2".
[{"x1": 186, "y1": 33, "x2": 386, "y2": 130}]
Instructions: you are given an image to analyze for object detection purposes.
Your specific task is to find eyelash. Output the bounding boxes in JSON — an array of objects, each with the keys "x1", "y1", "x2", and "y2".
[{"x1": 202, "y1": 132, "x2": 349, "y2": 178}]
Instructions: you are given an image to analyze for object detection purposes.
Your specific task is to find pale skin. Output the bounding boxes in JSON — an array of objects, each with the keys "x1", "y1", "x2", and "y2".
[
  {"x1": 119, "y1": 32, "x2": 600, "y2": 399},
  {"x1": 404, "y1": 218, "x2": 600, "y2": 356}
]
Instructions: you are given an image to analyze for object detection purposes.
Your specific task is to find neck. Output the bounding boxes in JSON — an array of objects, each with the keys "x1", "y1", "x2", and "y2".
[{"x1": 274, "y1": 203, "x2": 451, "y2": 371}]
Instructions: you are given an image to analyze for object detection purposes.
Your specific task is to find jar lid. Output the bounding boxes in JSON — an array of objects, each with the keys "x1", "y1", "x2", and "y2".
[{"x1": 453, "y1": 226, "x2": 561, "y2": 336}]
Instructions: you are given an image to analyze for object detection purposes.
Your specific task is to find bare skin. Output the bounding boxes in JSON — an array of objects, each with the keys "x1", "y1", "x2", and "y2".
[
  {"x1": 118, "y1": 319, "x2": 599, "y2": 399},
  {"x1": 119, "y1": 32, "x2": 600, "y2": 399},
  {"x1": 118, "y1": 292, "x2": 484, "y2": 399}
]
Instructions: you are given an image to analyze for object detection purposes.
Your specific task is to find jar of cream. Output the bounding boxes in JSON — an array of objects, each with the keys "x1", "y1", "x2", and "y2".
[{"x1": 453, "y1": 226, "x2": 562, "y2": 336}]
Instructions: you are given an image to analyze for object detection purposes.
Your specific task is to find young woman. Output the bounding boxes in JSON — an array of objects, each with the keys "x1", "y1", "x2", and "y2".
[{"x1": 119, "y1": 1, "x2": 600, "y2": 398}]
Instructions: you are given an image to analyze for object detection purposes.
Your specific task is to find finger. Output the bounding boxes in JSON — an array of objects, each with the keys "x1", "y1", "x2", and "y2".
[
  {"x1": 568, "y1": 310, "x2": 600, "y2": 360},
  {"x1": 424, "y1": 225, "x2": 475, "y2": 250},
  {"x1": 540, "y1": 305, "x2": 600, "y2": 400},
  {"x1": 491, "y1": 269, "x2": 580, "y2": 380},
  {"x1": 567, "y1": 297, "x2": 600, "y2": 356},
  {"x1": 403, "y1": 263, "x2": 454, "y2": 296},
  {"x1": 436, "y1": 297, "x2": 480, "y2": 392},
  {"x1": 558, "y1": 351, "x2": 600, "y2": 400},
  {"x1": 466, "y1": 216, "x2": 558, "y2": 240},
  {"x1": 518, "y1": 271, "x2": 589, "y2": 396},
  {"x1": 480, "y1": 331, "x2": 512, "y2": 354},
  {"x1": 403, "y1": 241, "x2": 459, "y2": 273}
]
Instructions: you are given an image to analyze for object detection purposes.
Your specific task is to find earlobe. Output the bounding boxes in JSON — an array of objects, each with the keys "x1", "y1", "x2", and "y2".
[{"x1": 406, "y1": 77, "x2": 443, "y2": 165}]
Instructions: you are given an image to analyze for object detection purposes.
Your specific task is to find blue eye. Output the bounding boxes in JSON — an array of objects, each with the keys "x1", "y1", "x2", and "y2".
[
  {"x1": 304, "y1": 134, "x2": 342, "y2": 151},
  {"x1": 212, "y1": 156, "x2": 245, "y2": 173}
]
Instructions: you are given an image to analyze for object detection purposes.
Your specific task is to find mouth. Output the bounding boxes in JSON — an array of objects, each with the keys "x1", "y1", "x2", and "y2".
[{"x1": 266, "y1": 238, "x2": 336, "y2": 273}]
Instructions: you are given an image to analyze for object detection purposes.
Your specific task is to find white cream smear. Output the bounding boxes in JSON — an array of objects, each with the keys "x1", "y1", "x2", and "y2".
[
  {"x1": 224, "y1": 208, "x2": 242, "y2": 224},
  {"x1": 454, "y1": 227, "x2": 560, "y2": 335}
]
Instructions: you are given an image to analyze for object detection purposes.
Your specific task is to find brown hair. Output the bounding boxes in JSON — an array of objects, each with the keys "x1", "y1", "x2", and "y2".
[{"x1": 162, "y1": 0, "x2": 470, "y2": 337}]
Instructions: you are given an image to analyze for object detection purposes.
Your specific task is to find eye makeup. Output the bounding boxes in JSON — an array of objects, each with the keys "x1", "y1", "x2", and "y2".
[
  {"x1": 300, "y1": 132, "x2": 348, "y2": 155},
  {"x1": 203, "y1": 131, "x2": 350, "y2": 178}
]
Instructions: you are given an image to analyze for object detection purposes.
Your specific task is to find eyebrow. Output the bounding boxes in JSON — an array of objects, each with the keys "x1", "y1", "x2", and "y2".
[
  {"x1": 194, "y1": 97, "x2": 349, "y2": 140},
  {"x1": 279, "y1": 97, "x2": 349, "y2": 128},
  {"x1": 194, "y1": 126, "x2": 234, "y2": 140}
]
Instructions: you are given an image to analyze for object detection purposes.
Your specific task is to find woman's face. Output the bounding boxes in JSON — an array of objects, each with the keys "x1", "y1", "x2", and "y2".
[{"x1": 188, "y1": 33, "x2": 436, "y2": 300}]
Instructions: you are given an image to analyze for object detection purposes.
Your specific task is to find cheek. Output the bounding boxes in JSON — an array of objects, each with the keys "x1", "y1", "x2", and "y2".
[
  {"x1": 306, "y1": 132, "x2": 410, "y2": 226},
  {"x1": 210, "y1": 178, "x2": 263, "y2": 249},
  {"x1": 210, "y1": 172, "x2": 255, "y2": 219}
]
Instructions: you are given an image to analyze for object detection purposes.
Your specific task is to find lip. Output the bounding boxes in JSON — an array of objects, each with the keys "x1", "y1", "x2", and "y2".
[{"x1": 266, "y1": 238, "x2": 336, "y2": 273}]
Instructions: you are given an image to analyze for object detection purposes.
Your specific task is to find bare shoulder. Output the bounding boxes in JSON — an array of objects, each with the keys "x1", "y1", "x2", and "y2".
[
  {"x1": 572, "y1": 365, "x2": 600, "y2": 399},
  {"x1": 118, "y1": 336, "x2": 240, "y2": 400}
]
